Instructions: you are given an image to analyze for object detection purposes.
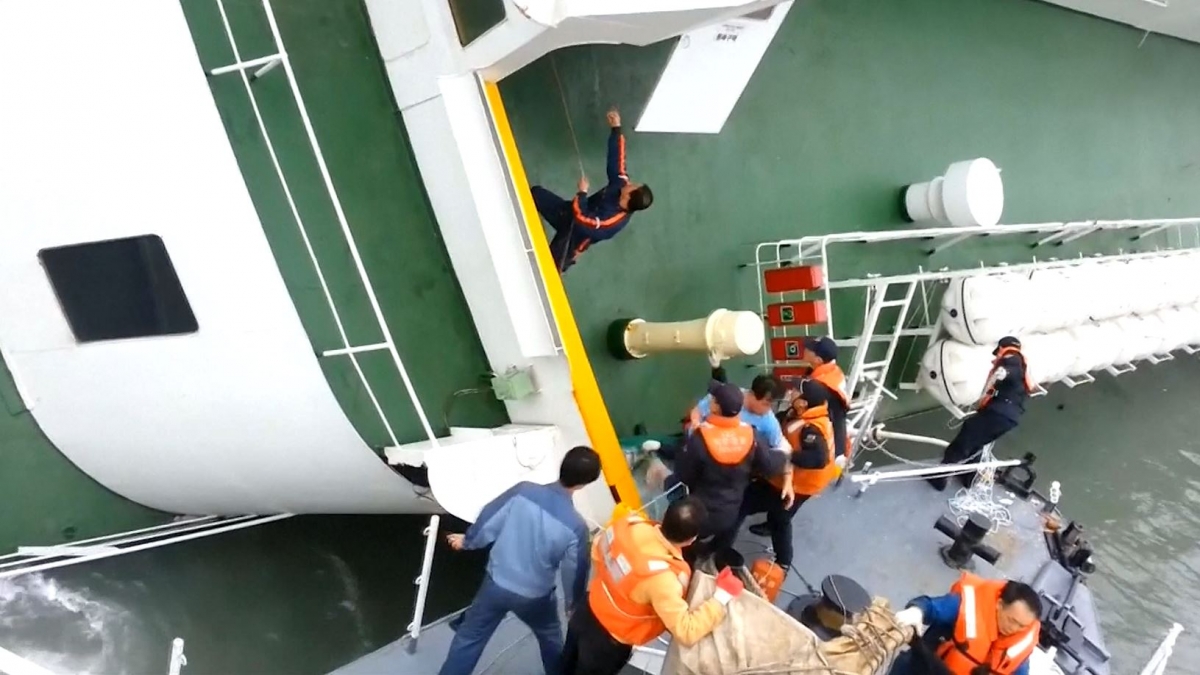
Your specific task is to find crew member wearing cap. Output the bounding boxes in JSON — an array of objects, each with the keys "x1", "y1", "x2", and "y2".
[
  {"x1": 686, "y1": 371, "x2": 790, "y2": 453},
  {"x1": 671, "y1": 381, "x2": 790, "y2": 565},
  {"x1": 751, "y1": 337, "x2": 847, "y2": 538},
  {"x1": 928, "y1": 336, "x2": 1033, "y2": 491},
  {"x1": 738, "y1": 379, "x2": 838, "y2": 575}
]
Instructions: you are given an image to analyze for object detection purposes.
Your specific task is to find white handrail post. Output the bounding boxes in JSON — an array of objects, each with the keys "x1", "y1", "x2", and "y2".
[
  {"x1": 406, "y1": 515, "x2": 441, "y2": 654},
  {"x1": 166, "y1": 638, "x2": 187, "y2": 675}
]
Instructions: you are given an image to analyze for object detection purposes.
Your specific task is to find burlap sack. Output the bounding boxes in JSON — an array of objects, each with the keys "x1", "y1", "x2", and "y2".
[{"x1": 662, "y1": 571, "x2": 914, "y2": 675}]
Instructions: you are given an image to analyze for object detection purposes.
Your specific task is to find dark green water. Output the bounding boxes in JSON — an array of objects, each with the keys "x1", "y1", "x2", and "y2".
[{"x1": 3, "y1": 359, "x2": 1198, "y2": 674}]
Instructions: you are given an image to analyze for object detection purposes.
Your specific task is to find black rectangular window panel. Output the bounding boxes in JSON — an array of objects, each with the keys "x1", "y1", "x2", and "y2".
[{"x1": 39, "y1": 235, "x2": 198, "y2": 343}]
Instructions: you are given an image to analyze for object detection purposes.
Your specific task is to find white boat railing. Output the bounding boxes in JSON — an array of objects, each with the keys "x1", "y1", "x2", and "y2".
[
  {"x1": 205, "y1": 0, "x2": 439, "y2": 453},
  {"x1": 746, "y1": 218, "x2": 1200, "y2": 423},
  {"x1": 405, "y1": 515, "x2": 441, "y2": 653},
  {"x1": 0, "y1": 515, "x2": 291, "y2": 579}
]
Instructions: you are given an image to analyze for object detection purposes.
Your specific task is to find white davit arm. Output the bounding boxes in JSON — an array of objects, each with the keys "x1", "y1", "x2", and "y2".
[{"x1": 1138, "y1": 623, "x2": 1184, "y2": 675}]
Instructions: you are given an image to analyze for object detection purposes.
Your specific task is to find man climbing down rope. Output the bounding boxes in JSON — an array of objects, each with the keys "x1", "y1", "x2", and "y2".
[
  {"x1": 927, "y1": 336, "x2": 1032, "y2": 491},
  {"x1": 530, "y1": 108, "x2": 654, "y2": 273}
]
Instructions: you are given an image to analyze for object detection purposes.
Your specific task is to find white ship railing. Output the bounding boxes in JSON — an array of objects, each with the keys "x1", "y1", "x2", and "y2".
[
  {"x1": 747, "y1": 217, "x2": 1200, "y2": 355},
  {"x1": 205, "y1": 0, "x2": 439, "y2": 452},
  {"x1": 405, "y1": 515, "x2": 441, "y2": 653},
  {"x1": 0, "y1": 515, "x2": 291, "y2": 579},
  {"x1": 746, "y1": 218, "x2": 1200, "y2": 424}
]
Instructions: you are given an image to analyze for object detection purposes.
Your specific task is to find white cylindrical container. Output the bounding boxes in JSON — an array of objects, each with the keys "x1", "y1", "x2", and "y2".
[
  {"x1": 1066, "y1": 322, "x2": 1111, "y2": 376},
  {"x1": 610, "y1": 309, "x2": 765, "y2": 365},
  {"x1": 1111, "y1": 315, "x2": 1147, "y2": 365},
  {"x1": 903, "y1": 158, "x2": 1004, "y2": 228},
  {"x1": 917, "y1": 339, "x2": 993, "y2": 408},
  {"x1": 941, "y1": 273, "x2": 1029, "y2": 346},
  {"x1": 1022, "y1": 331, "x2": 1072, "y2": 384}
]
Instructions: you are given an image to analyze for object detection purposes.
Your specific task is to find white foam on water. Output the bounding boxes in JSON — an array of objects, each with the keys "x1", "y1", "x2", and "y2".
[{"x1": 0, "y1": 574, "x2": 138, "y2": 675}]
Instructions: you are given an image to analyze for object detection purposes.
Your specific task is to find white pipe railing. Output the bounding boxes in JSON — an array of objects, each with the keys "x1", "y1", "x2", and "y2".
[
  {"x1": 873, "y1": 428, "x2": 950, "y2": 449},
  {"x1": 0, "y1": 516, "x2": 265, "y2": 571},
  {"x1": 850, "y1": 458, "x2": 1021, "y2": 485},
  {"x1": 0, "y1": 516, "x2": 218, "y2": 562},
  {"x1": 405, "y1": 515, "x2": 441, "y2": 653},
  {"x1": 0, "y1": 515, "x2": 291, "y2": 579},
  {"x1": 208, "y1": 0, "x2": 440, "y2": 449},
  {"x1": 261, "y1": 0, "x2": 439, "y2": 448}
]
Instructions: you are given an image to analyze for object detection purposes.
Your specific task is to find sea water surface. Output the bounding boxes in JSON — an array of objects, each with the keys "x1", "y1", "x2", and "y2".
[{"x1": 1, "y1": 359, "x2": 1198, "y2": 674}]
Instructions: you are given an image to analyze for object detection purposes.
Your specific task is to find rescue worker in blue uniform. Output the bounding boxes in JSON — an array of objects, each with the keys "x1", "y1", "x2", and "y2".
[
  {"x1": 530, "y1": 108, "x2": 654, "y2": 273},
  {"x1": 928, "y1": 336, "x2": 1033, "y2": 491}
]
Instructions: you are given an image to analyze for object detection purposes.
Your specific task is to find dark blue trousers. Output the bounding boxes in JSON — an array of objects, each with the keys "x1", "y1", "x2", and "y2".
[
  {"x1": 531, "y1": 186, "x2": 576, "y2": 273},
  {"x1": 437, "y1": 575, "x2": 563, "y2": 675},
  {"x1": 942, "y1": 409, "x2": 1019, "y2": 465}
]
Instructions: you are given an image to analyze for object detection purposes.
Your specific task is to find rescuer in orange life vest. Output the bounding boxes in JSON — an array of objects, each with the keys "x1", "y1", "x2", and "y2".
[
  {"x1": 890, "y1": 573, "x2": 1043, "y2": 675},
  {"x1": 750, "y1": 335, "x2": 848, "y2": 538},
  {"x1": 738, "y1": 378, "x2": 841, "y2": 581},
  {"x1": 671, "y1": 381, "x2": 790, "y2": 565},
  {"x1": 560, "y1": 496, "x2": 746, "y2": 675},
  {"x1": 928, "y1": 336, "x2": 1034, "y2": 491}
]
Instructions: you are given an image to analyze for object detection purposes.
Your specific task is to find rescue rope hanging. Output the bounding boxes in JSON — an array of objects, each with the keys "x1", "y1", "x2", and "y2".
[
  {"x1": 548, "y1": 54, "x2": 587, "y2": 273},
  {"x1": 947, "y1": 442, "x2": 1013, "y2": 531}
]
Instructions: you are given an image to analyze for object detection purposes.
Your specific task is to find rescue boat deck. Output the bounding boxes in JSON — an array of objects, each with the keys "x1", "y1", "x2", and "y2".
[{"x1": 330, "y1": 443, "x2": 1107, "y2": 675}]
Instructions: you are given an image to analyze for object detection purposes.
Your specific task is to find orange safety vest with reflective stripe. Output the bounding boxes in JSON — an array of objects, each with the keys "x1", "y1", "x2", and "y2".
[
  {"x1": 587, "y1": 515, "x2": 692, "y2": 646},
  {"x1": 937, "y1": 573, "x2": 1041, "y2": 675},
  {"x1": 697, "y1": 415, "x2": 755, "y2": 465},
  {"x1": 770, "y1": 404, "x2": 838, "y2": 496},
  {"x1": 809, "y1": 362, "x2": 849, "y2": 407},
  {"x1": 979, "y1": 347, "x2": 1034, "y2": 409}
]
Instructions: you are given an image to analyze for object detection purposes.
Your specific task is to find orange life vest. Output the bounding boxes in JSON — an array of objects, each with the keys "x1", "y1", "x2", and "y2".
[
  {"x1": 588, "y1": 515, "x2": 692, "y2": 646},
  {"x1": 809, "y1": 362, "x2": 849, "y2": 407},
  {"x1": 936, "y1": 573, "x2": 1041, "y2": 675},
  {"x1": 770, "y1": 404, "x2": 838, "y2": 496},
  {"x1": 979, "y1": 347, "x2": 1034, "y2": 409},
  {"x1": 751, "y1": 558, "x2": 785, "y2": 603},
  {"x1": 697, "y1": 415, "x2": 755, "y2": 465}
]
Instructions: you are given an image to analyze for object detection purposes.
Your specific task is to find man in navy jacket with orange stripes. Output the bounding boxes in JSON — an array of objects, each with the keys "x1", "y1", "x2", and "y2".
[{"x1": 531, "y1": 108, "x2": 654, "y2": 273}]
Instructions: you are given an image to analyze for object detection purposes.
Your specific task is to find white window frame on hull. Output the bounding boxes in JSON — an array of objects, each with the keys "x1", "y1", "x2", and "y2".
[{"x1": 205, "y1": 0, "x2": 438, "y2": 450}]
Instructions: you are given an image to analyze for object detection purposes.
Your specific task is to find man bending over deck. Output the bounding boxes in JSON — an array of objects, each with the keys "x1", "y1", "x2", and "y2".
[
  {"x1": 530, "y1": 108, "x2": 654, "y2": 273},
  {"x1": 437, "y1": 446, "x2": 602, "y2": 675}
]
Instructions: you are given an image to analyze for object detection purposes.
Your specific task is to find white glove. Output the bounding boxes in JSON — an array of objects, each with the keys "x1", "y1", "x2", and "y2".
[
  {"x1": 642, "y1": 440, "x2": 662, "y2": 453},
  {"x1": 895, "y1": 606, "x2": 926, "y2": 633},
  {"x1": 834, "y1": 455, "x2": 848, "y2": 470}
]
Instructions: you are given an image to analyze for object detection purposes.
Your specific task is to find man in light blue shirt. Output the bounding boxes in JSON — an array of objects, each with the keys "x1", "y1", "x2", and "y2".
[
  {"x1": 439, "y1": 446, "x2": 602, "y2": 675},
  {"x1": 689, "y1": 373, "x2": 790, "y2": 453}
]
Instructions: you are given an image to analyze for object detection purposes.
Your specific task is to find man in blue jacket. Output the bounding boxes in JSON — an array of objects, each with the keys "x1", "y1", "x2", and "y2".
[
  {"x1": 438, "y1": 446, "x2": 602, "y2": 675},
  {"x1": 531, "y1": 108, "x2": 654, "y2": 273}
]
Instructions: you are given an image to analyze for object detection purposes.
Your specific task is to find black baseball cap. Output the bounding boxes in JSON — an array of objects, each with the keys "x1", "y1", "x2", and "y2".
[
  {"x1": 803, "y1": 336, "x2": 839, "y2": 362},
  {"x1": 708, "y1": 381, "x2": 744, "y2": 416},
  {"x1": 994, "y1": 335, "x2": 1022, "y2": 355}
]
